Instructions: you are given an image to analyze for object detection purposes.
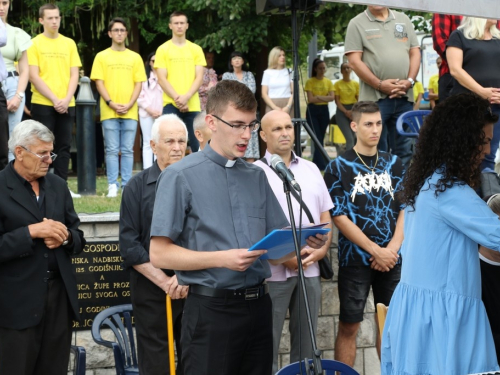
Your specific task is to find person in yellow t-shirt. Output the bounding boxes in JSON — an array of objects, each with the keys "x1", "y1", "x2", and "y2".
[
  {"x1": 90, "y1": 17, "x2": 146, "y2": 197},
  {"x1": 428, "y1": 57, "x2": 442, "y2": 109},
  {"x1": 154, "y1": 11, "x2": 206, "y2": 152},
  {"x1": 27, "y1": 3, "x2": 81, "y2": 188},
  {"x1": 333, "y1": 63, "x2": 359, "y2": 151},
  {"x1": 305, "y1": 58, "x2": 335, "y2": 171},
  {"x1": 428, "y1": 74, "x2": 439, "y2": 109},
  {"x1": 413, "y1": 80, "x2": 425, "y2": 110}
]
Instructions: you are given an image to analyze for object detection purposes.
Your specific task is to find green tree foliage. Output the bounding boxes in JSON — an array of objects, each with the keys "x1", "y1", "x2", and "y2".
[{"x1": 8, "y1": 1, "x2": 431, "y2": 74}]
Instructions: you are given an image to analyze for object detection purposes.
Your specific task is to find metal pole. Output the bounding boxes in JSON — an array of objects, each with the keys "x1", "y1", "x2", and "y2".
[
  {"x1": 291, "y1": 8, "x2": 330, "y2": 165},
  {"x1": 283, "y1": 178, "x2": 323, "y2": 375},
  {"x1": 76, "y1": 77, "x2": 97, "y2": 195},
  {"x1": 308, "y1": 31, "x2": 318, "y2": 78},
  {"x1": 291, "y1": 4, "x2": 302, "y2": 156},
  {"x1": 295, "y1": 118, "x2": 330, "y2": 163}
]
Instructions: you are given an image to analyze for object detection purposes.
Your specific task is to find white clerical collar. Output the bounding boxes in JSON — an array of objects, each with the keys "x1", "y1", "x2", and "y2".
[
  {"x1": 225, "y1": 159, "x2": 236, "y2": 168},
  {"x1": 203, "y1": 143, "x2": 238, "y2": 168}
]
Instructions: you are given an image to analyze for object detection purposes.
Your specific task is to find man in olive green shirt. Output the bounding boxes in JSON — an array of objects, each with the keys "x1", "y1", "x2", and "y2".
[{"x1": 345, "y1": 6, "x2": 420, "y2": 167}]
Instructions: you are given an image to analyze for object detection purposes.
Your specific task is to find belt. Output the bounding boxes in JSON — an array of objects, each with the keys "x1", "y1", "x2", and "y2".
[
  {"x1": 46, "y1": 270, "x2": 61, "y2": 280},
  {"x1": 189, "y1": 283, "x2": 269, "y2": 300},
  {"x1": 7, "y1": 71, "x2": 19, "y2": 78}
]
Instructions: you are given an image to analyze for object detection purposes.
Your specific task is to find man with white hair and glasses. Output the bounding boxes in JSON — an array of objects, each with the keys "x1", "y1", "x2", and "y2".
[
  {"x1": 120, "y1": 114, "x2": 189, "y2": 374},
  {"x1": 0, "y1": 119, "x2": 85, "y2": 374}
]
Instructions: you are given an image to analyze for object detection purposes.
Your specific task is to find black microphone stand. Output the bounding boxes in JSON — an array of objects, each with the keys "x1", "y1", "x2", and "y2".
[{"x1": 282, "y1": 178, "x2": 322, "y2": 375}]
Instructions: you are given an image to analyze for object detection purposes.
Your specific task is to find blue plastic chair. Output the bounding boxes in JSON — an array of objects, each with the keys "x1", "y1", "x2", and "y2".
[
  {"x1": 70, "y1": 345, "x2": 86, "y2": 375},
  {"x1": 396, "y1": 110, "x2": 432, "y2": 138},
  {"x1": 91, "y1": 304, "x2": 139, "y2": 375},
  {"x1": 276, "y1": 359, "x2": 360, "y2": 375}
]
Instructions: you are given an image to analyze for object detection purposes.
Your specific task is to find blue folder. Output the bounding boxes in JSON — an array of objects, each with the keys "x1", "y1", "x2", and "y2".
[{"x1": 249, "y1": 228, "x2": 331, "y2": 260}]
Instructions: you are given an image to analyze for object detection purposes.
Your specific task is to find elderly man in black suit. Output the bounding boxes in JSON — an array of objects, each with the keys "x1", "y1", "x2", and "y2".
[{"x1": 0, "y1": 120, "x2": 86, "y2": 375}]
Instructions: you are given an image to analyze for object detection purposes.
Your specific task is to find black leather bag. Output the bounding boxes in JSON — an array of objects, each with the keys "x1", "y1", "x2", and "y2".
[
  {"x1": 295, "y1": 198, "x2": 334, "y2": 280},
  {"x1": 318, "y1": 254, "x2": 334, "y2": 280}
]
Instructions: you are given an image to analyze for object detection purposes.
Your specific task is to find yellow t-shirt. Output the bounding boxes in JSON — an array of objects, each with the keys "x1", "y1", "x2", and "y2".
[
  {"x1": 27, "y1": 34, "x2": 82, "y2": 107},
  {"x1": 333, "y1": 79, "x2": 359, "y2": 105},
  {"x1": 413, "y1": 81, "x2": 424, "y2": 102},
  {"x1": 304, "y1": 77, "x2": 335, "y2": 105},
  {"x1": 90, "y1": 48, "x2": 147, "y2": 121},
  {"x1": 154, "y1": 40, "x2": 206, "y2": 111},
  {"x1": 428, "y1": 74, "x2": 439, "y2": 99}
]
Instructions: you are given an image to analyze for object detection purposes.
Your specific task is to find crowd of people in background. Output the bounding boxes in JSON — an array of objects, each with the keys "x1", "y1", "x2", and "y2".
[{"x1": 2, "y1": 3, "x2": 500, "y2": 375}]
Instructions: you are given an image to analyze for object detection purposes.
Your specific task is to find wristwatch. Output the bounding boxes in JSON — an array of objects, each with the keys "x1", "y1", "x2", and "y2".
[
  {"x1": 407, "y1": 78, "x2": 415, "y2": 88},
  {"x1": 16, "y1": 92, "x2": 25, "y2": 99},
  {"x1": 106, "y1": 99, "x2": 112, "y2": 106}
]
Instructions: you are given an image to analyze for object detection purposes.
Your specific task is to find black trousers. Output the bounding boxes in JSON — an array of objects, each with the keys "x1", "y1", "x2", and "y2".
[
  {"x1": 0, "y1": 89, "x2": 8, "y2": 170},
  {"x1": 438, "y1": 73, "x2": 455, "y2": 103},
  {"x1": 0, "y1": 277, "x2": 73, "y2": 375},
  {"x1": 31, "y1": 104, "x2": 75, "y2": 181},
  {"x1": 181, "y1": 292, "x2": 273, "y2": 375},
  {"x1": 130, "y1": 269, "x2": 184, "y2": 375}
]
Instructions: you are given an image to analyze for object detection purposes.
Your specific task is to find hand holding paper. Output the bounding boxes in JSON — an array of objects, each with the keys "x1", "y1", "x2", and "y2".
[
  {"x1": 224, "y1": 248, "x2": 268, "y2": 271},
  {"x1": 248, "y1": 225, "x2": 331, "y2": 260},
  {"x1": 305, "y1": 232, "x2": 328, "y2": 249}
]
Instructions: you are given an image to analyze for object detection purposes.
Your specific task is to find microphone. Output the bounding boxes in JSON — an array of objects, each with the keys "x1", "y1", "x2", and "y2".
[{"x1": 271, "y1": 154, "x2": 301, "y2": 192}]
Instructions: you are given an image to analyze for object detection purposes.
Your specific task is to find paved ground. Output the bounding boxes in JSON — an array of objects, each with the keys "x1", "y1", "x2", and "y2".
[{"x1": 301, "y1": 145, "x2": 339, "y2": 160}]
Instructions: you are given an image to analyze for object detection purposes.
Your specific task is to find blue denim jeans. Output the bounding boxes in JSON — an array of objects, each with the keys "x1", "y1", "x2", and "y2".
[
  {"x1": 306, "y1": 103, "x2": 330, "y2": 171},
  {"x1": 377, "y1": 97, "x2": 414, "y2": 167},
  {"x1": 481, "y1": 104, "x2": 500, "y2": 171},
  {"x1": 2, "y1": 75, "x2": 25, "y2": 162},
  {"x1": 163, "y1": 104, "x2": 199, "y2": 151},
  {"x1": 102, "y1": 118, "x2": 138, "y2": 187}
]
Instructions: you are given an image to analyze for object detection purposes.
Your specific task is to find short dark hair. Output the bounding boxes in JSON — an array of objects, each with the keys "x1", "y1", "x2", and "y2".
[
  {"x1": 340, "y1": 62, "x2": 350, "y2": 71},
  {"x1": 39, "y1": 3, "x2": 59, "y2": 18},
  {"x1": 311, "y1": 58, "x2": 324, "y2": 78},
  {"x1": 206, "y1": 80, "x2": 257, "y2": 117},
  {"x1": 351, "y1": 101, "x2": 380, "y2": 123},
  {"x1": 108, "y1": 17, "x2": 127, "y2": 32},
  {"x1": 227, "y1": 51, "x2": 249, "y2": 73},
  {"x1": 169, "y1": 11, "x2": 188, "y2": 23}
]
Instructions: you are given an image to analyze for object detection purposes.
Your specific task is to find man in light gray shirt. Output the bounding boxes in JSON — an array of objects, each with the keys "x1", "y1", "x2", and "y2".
[{"x1": 150, "y1": 80, "x2": 326, "y2": 375}]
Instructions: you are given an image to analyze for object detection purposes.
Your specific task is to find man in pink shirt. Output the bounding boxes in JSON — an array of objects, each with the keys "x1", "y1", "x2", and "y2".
[{"x1": 255, "y1": 110, "x2": 333, "y2": 374}]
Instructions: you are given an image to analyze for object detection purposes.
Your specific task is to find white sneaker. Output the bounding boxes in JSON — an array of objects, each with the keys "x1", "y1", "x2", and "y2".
[
  {"x1": 107, "y1": 184, "x2": 118, "y2": 198},
  {"x1": 70, "y1": 189, "x2": 81, "y2": 198}
]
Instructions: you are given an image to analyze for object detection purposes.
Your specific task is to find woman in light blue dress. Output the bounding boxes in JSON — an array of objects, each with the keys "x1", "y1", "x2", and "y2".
[{"x1": 381, "y1": 93, "x2": 500, "y2": 375}]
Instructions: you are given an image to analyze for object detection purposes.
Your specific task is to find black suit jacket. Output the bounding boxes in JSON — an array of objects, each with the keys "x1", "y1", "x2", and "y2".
[{"x1": 0, "y1": 164, "x2": 86, "y2": 330}]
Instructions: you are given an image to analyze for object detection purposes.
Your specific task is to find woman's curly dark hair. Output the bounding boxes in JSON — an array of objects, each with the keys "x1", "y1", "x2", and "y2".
[{"x1": 398, "y1": 92, "x2": 498, "y2": 209}]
